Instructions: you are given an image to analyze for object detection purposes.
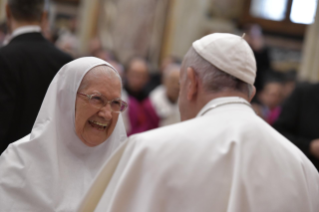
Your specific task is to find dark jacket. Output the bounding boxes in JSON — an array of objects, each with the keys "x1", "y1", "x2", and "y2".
[
  {"x1": 273, "y1": 83, "x2": 319, "y2": 170},
  {"x1": 0, "y1": 32, "x2": 73, "y2": 153}
]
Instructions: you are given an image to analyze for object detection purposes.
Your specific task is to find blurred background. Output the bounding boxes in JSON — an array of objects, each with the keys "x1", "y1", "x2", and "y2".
[{"x1": 1, "y1": 0, "x2": 319, "y2": 131}]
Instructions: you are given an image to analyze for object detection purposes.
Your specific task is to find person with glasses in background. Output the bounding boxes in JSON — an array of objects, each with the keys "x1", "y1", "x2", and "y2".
[{"x1": 0, "y1": 57, "x2": 128, "y2": 212}]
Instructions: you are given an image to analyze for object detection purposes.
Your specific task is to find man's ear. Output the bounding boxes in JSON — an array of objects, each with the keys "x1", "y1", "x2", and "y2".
[
  {"x1": 186, "y1": 67, "x2": 198, "y2": 101},
  {"x1": 249, "y1": 86, "x2": 256, "y2": 102}
]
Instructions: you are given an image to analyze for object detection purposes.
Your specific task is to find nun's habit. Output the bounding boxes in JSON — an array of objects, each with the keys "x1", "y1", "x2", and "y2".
[{"x1": 0, "y1": 57, "x2": 127, "y2": 211}]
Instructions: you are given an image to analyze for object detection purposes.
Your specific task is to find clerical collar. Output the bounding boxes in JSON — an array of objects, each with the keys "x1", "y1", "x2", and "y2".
[
  {"x1": 6, "y1": 25, "x2": 41, "y2": 44},
  {"x1": 196, "y1": 97, "x2": 252, "y2": 117}
]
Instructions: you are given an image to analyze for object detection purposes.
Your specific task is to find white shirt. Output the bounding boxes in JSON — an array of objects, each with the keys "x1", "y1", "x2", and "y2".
[
  {"x1": 150, "y1": 85, "x2": 180, "y2": 127},
  {"x1": 3, "y1": 25, "x2": 41, "y2": 45},
  {"x1": 78, "y1": 97, "x2": 319, "y2": 212}
]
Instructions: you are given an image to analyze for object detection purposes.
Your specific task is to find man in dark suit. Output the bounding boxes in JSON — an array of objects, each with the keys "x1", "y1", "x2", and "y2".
[
  {"x1": 274, "y1": 83, "x2": 319, "y2": 171},
  {"x1": 0, "y1": 0, "x2": 73, "y2": 153}
]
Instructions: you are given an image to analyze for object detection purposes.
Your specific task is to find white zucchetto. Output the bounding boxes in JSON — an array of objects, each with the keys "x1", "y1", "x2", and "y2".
[
  {"x1": 0, "y1": 57, "x2": 127, "y2": 212},
  {"x1": 192, "y1": 33, "x2": 256, "y2": 85}
]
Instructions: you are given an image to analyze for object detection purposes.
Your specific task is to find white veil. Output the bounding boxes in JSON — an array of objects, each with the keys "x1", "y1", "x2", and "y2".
[{"x1": 0, "y1": 57, "x2": 127, "y2": 212}]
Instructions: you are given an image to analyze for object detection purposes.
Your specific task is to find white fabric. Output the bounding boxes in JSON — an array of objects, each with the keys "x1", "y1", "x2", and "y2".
[
  {"x1": 0, "y1": 57, "x2": 127, "y2": 212},
  {"x1": 78, "y1": 97, "x2": 319, "y2": 212},
  {"x1": 150, "y1": 85, "x2": 180, "y2": 127},
  {"x1": 192, "y1": 33, "x2": 256, "y2": 85}
]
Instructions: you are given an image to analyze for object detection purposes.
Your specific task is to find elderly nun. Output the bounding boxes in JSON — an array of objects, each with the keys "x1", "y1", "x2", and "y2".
[{"x1": 0, "y1": 57, "x2": 128, "y2": 211}]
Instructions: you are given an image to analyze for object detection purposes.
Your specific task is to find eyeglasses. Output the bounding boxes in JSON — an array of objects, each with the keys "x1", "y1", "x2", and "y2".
[{"x1": 77, "y1": 92, "x2": 128, "y2": 113}]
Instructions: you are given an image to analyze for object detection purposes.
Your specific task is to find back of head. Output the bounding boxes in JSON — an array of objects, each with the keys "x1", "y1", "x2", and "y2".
[
  {"x1": 183, "y1": 47, "x2": 254, "y2": 99},
  {"x1": 8, "y1": 0, "x2": 44, "y2": 22}
]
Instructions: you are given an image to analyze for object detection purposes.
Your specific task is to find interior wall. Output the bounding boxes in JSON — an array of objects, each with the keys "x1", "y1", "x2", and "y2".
[
  {"x1": 162, "y1": 0, "x2": 245, "y2": 60},
  {"x1": 0, "y1": 0, "x2": 6, "y2": 23},
  {"x1": 98, "y1": 0, "x2": 169, "y2": 67}
]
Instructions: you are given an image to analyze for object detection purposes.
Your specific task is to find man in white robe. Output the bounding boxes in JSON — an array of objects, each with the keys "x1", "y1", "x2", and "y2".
[{"x1": 78, "y1": 33, "x2": 319, "y2": 212}]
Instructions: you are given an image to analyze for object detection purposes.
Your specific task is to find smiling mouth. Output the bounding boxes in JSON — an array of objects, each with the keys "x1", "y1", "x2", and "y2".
[{"x1": 88, "y1": 120, "x2": 108, "y2": 131}]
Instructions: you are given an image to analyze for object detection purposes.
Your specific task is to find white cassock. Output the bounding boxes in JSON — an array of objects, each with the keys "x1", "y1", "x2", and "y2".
[
  {"x1": 149, "y1": 85, "x2": 180, "y2": 127},
  {"x1": 78, "y1": 97, "x2": 319, "y2": 212},
  {"x1": 0, "y1": 57, "x2": 127, "y2": 212}
]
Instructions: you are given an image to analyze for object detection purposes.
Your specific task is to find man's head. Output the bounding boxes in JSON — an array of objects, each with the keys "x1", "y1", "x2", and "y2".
[
  {"x1": 178, "y1": 33, "x2": 257, "y2": 121},
  {"x1": 259, "y1": 81, "x2": 283, "y2": 110},
  {"x1": 163, "y1": 64, "x2": 181, "y2": 103},
  {"x1": 125, "y1": 57, "x2": 149, "y2": 93},
  {"x1": 6, "y1": 0, "x2": 45, "y2": 31},
  {"x1": 75, "y1": 65, "x2": 123, "y2": 147}
]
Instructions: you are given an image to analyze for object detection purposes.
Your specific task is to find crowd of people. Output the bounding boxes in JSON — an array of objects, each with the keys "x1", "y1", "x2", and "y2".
[{"x1": 0, "y1": 0, "x2": 319, "y2": 212}]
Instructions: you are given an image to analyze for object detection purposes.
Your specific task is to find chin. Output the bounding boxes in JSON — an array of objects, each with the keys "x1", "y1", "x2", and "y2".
[{"x1": 82, "y1": 137, "x2": 107, "y2": 147}]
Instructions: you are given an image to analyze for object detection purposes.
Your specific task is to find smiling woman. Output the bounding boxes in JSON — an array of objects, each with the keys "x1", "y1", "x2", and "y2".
[
  {"x1": 0, "y1": 57, "x2": 127, "y2": 211},
  {"x1": 75, "y1": 65, "x2": 125, "y2": 147}
]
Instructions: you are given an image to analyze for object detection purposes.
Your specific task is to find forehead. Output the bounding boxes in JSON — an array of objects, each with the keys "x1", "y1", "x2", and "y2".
[
  {"x1": 128, "y1": 59, "x2": 147, "y2": 73},
  {"x1": 80, "y1": 66, "x2": 121, "y2": 97}
]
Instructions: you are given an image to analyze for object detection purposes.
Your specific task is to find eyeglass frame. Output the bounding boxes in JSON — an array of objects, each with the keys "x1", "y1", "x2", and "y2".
[{"x1": 77, "y1": 92, "x2": 128, "y2": 113}]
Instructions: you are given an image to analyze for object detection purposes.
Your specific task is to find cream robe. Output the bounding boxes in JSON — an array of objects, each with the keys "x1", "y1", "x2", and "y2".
[{"x1": 79, "y1": 97, "x2": 319, "y2": 212}]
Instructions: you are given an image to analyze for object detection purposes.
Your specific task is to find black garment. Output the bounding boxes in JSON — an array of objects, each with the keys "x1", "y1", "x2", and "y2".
[
  {"x1": 124, "y1": 84, "x2": 149, "y2": 102},
  {"x1": 0, "y1": 32, "x2": 72, "y2": 153},
  {"x1": 145, "y1": 72, "x2": 161, "y2": 94},
  {"x1": 253, "y1": 47, "x2": 271, "y2": 93},
  {"x1": 273, "y1": 83, "x2": 319, "y2": 170}
]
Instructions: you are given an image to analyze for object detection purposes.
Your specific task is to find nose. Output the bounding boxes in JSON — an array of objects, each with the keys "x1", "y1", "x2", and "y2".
[{"x1": 98, "y1": 103, "x2": 113, "y2": 120}]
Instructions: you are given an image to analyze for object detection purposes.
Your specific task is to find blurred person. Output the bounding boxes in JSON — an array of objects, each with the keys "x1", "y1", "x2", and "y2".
[
  {"x1": 258, "y1": 79, "x2": 284, "y2": 125},
  {"x1": 282, "y1": 70, "x2": 297, "y2": 100},
  {"x1": 0, "y1": 57, "x2": 128, "y2": 211},
  {"x1": 0, "y1": 22, "x2": 8, "y2": 46},
  {"x1": 244, "y1": 24, "x2": 271, "y2": 94},
  {"x1": 55, "y1": 22, "x2": 79, "y2": 58},
  {"x1": 150, "y1": 64, "x2": 181, "y2": 127},
  {"x1": 124, "y1": 57, "x2": 159, "y2": 135},
  {"x1": 145, "y1": 55, "x2": 181, "y2": 93},
  {"x1": 88, "y1": 37, "x2": 102, "y2": 55},
  {"x1": 0, "y1": 0, "x2": 73, "y2": 153},
  {"x1": 79, "y1": 33, "x2": 319, "y2": 212},
  {"x1": 274, "y1": 83, "x2": 319, "y2": 171}
]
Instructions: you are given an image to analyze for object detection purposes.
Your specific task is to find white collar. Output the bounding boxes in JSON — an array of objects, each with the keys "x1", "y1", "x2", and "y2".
[
  {"x1": 196, "y1": 96, "x2": 251, "y2": 117},
  {"x1": 11, "y1": 25, "x2": 41, "y2": 40}
]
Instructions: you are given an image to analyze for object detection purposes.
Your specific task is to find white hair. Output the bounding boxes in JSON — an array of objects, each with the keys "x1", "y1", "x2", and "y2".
[
  {"x1": 182, "y1": 47, "x2": 253, "y2": 99},
  {"x1": 78, "y1": 65, "x2": 122, "y2": 91}
]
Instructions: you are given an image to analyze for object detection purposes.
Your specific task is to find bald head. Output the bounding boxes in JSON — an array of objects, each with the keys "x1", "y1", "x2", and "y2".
[{"x1": 125, "y1": 57, "x2": 149, "y2": 92}]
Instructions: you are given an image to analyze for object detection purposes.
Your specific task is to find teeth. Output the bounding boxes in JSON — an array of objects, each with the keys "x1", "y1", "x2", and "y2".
[{"x1": 89, "y1": 120, "x2": 108, "y2": 127}]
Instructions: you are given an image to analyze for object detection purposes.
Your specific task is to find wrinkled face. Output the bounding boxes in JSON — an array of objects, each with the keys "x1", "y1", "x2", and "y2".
[
  {"x1": 126, "y1": 59, "x2": 149, "y2": 92},
  {"x1": 75, "y1": 66, "x2": 122, "y2": 147}
]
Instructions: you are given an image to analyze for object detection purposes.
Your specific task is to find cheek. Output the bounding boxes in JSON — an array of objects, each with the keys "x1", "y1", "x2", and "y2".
[
  {"x1": 108, "y1": 114, "x2": 119, "y2": 134},
  {"x1": 75, "y1": 105, "x2": 92, "y2": 138}
]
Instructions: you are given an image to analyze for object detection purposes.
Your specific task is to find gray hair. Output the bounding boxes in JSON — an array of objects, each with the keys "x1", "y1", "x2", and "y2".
[
  {"x1": 8, "y1": 0, "x2": 44, "y2": 22},
  {"x1": 183, "y1": 47, "x2": 254, "y2": 98}
]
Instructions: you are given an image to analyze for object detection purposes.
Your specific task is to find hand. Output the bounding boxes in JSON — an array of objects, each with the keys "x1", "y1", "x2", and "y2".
[{"x1": 310, "y1": 139, "x2": 319, "y2": 159}]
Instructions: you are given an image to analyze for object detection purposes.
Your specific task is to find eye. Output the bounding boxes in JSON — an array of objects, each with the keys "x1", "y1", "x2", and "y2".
[{"x1": 90, "y1": 95, "x2": 103, "y2": 104}]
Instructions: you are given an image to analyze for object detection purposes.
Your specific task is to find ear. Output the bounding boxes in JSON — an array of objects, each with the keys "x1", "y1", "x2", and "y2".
[
  {"x1": 186, "y1": 67, "x2": 198, "y2": 101},
  {"x1": 249, "y1": 86, "x2": 256, "y2": 102}
]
